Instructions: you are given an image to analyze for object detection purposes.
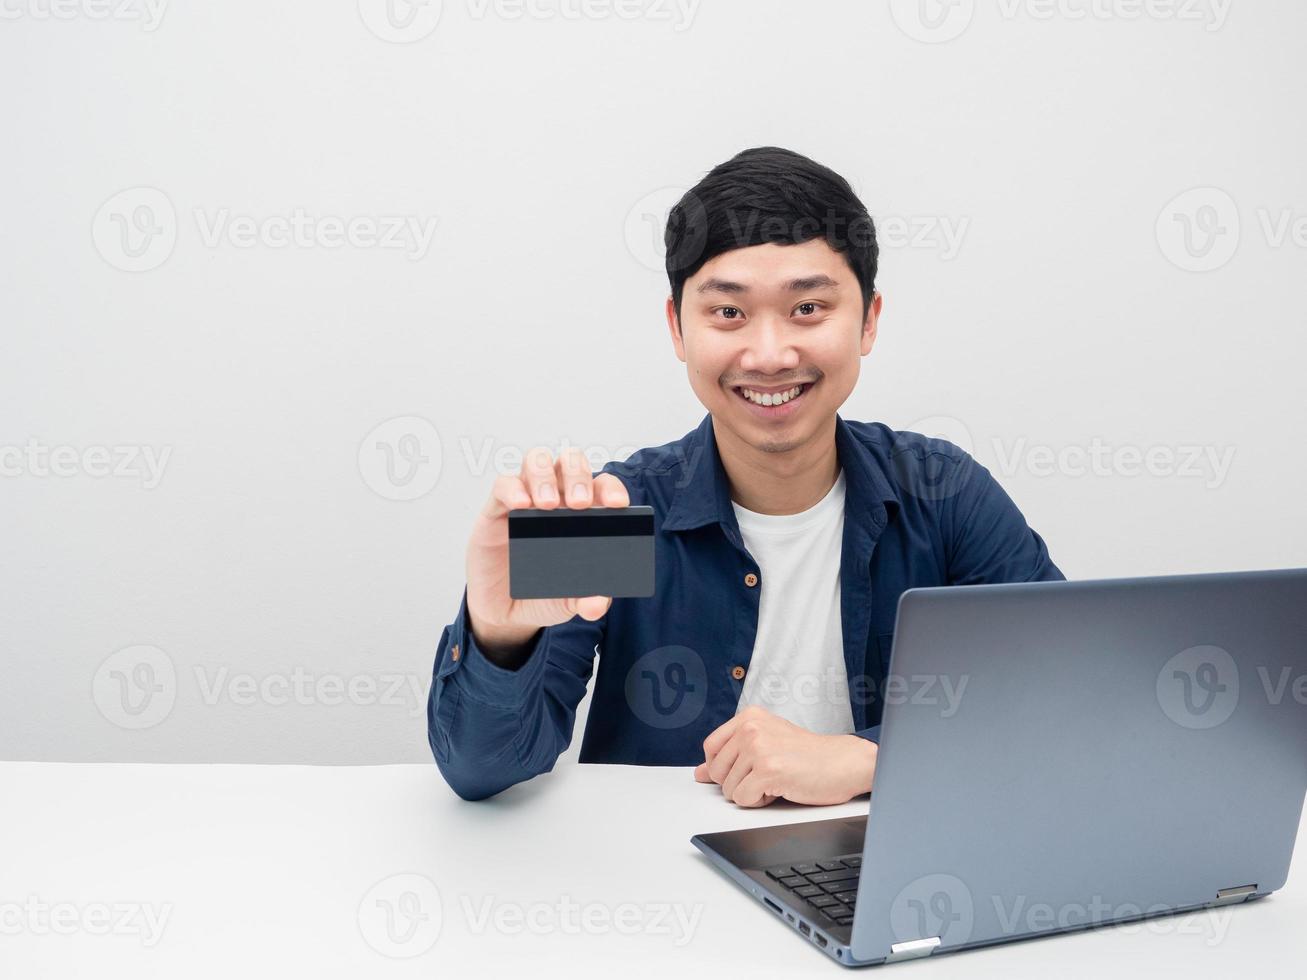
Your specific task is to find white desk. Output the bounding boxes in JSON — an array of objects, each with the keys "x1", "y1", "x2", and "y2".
[{"x1": 2, "y1": 762, "x2": 1303, "y2": 978}]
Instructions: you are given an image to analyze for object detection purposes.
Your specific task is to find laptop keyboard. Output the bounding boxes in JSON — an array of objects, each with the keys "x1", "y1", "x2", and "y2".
[{"x1": 764, "y1": 853, "x2": 862, "y2": 928}]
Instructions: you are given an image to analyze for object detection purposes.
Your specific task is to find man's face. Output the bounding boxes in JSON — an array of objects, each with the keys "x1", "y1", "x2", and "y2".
[{"x1": 666, "y1": 238, "x2": 881, "y2": 455}]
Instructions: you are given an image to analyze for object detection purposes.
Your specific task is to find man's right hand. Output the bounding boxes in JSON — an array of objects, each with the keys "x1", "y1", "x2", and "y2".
[{"x1": 465, "y1": 446, "x2": 630, "y2": 660}]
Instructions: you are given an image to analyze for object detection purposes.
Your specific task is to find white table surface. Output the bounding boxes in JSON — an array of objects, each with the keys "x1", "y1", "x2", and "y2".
[{"x1": 2, "y1": 761, "x2": 1303, "y2": 978}]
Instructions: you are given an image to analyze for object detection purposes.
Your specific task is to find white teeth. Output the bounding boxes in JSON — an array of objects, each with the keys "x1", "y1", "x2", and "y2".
[{"x1": 740, "y1": 385, "x2": 803, "y2": 406}]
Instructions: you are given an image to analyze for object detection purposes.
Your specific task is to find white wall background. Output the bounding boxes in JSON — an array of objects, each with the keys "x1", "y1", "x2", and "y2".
[{"x1": 1, "y1": 0, "x2": 1303, "y2": 763}]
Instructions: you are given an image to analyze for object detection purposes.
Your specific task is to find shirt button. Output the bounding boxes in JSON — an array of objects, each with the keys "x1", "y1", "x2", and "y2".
[
  {"x1": 744, "y1": 572, "x2": 758, "y2": 587},
  {"x1": 731, "y1": 665, "x2": 746, "y2": 680},
  {"x1": 451, "y1": 644, "x2": 461, "y2": 662}
]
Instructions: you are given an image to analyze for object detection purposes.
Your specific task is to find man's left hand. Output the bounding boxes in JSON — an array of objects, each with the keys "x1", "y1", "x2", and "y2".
[{"x1": 693, "y1": 705, "x2": 878, "y2": 807}]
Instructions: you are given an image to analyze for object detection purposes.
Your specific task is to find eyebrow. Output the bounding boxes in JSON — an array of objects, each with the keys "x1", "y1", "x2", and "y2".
[{"x1": 696, "y1": 274, "x2": 841, "y2": 296}]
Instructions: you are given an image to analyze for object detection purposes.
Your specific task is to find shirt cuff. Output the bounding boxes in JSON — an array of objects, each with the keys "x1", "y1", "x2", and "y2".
[
  {"x1": 853, "y1": 724, "x2": 882, "y2": 744},
  {"x1": 441, "y1": 587, "x2": 549, "y2": 710}
]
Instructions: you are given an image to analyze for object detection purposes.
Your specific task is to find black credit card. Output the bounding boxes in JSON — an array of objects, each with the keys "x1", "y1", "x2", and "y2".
[{"x1": 508, "y1": 506, "x2": 655, "y2": 599}]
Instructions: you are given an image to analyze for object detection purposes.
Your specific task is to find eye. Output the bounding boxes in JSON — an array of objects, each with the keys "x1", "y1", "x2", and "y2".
[
  {"x1": 794, "y1": 302, "x2": 821, "y2": 317},
  {"x1": 714, "y1": 306, "x2": 744, "y2": 320}
]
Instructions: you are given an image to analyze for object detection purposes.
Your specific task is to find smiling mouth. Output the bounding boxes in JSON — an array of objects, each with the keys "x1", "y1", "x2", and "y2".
[{"x1": 732, "y1": 381, "x2": 814, "y2": 409}]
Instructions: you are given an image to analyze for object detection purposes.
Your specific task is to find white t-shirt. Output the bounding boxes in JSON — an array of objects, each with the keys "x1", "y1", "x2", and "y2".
[{"x1": 730, "y1": 469, "x2": 854, "y2": 735}]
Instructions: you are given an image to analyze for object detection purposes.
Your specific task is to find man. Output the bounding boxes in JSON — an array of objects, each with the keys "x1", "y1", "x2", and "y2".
[{"x1": 427, "y1": 146, "x2": 1063, "y2": 806}]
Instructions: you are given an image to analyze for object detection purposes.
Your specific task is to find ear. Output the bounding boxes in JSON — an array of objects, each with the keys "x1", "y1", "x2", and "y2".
[
  {"x1": 666, "y1": 295, "x2": 687, "y2": 363},
  {"x1": 860, "y1": 291, "x2": 883, "y2": 357}
]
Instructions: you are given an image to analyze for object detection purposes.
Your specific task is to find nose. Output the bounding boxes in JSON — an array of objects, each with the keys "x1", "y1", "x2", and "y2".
[{"x1": 738, "y1": 315, "x2": 800, "y2": 375}]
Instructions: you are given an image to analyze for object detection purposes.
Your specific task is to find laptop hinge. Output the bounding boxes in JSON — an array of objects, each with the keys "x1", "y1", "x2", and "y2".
[
  {"x1": 886, "y1": 937, "x2": 941, "y2": 962},
  {"x1": 1207, "y1": 884, "x2": 1257, "y2": 907}
]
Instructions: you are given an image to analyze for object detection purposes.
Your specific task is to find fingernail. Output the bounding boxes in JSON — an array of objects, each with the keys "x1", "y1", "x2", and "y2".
[
  {"x1": 539, "y1": 484, "x2": 557, "y2": 502},
  {"x1": 570, "y1": 484, "x2": 588, "y2": 503}
]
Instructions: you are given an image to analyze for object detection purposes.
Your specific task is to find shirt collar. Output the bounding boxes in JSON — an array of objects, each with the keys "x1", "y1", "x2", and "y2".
[{"x1": 661, "y1": 412, "x2": 899, "y2": 536}]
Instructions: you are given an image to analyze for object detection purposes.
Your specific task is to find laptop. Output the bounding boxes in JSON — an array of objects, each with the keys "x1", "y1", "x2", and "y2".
[{"x1": 691, "y1": 567, "x2": 1307, "y2": 966}]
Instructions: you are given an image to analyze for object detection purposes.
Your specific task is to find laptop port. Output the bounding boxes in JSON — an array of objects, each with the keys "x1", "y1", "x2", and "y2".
[
  {"x1": 816, "y1": 933, "x2": 828, "y2": 948},
  {"x1": 799, "y1": 922, "x2": 811, "y2": 937},
  {"x1": 762, "y1": 897, "x2": 782, "y2": 915}
]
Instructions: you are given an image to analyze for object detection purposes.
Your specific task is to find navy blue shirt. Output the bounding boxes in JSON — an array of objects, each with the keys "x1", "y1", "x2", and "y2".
[{"x1": 428, "y1": 413, "x2": 1064, "y2": 800}]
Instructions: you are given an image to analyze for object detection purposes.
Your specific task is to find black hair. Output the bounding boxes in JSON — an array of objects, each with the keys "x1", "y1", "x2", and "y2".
[{"x1": 664, "y1": 146, "x2": 878, "y2": 322}]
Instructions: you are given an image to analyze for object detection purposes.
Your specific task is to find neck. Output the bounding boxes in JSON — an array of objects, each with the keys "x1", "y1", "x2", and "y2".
[{"x1": 713, "y1": 414, "x2": 841, "y2": 516}]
